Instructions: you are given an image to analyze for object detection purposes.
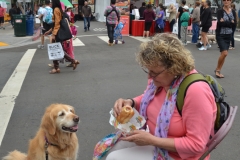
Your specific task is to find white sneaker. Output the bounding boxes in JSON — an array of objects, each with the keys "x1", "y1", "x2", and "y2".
[
  {"x1": 199, "y1": 46, "x2": 207, "y2": 51},
  {"x1": 38, "y1": 45, "x2": 44, "y2": 49},
  {"x1": 207, "y1": 44, "x2": 211, "y2": 49}
]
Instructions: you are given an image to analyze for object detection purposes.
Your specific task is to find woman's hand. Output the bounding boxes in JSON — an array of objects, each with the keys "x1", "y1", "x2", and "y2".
[
  {"x1": 121, "y1": 130, "x2": 155, "y2": 146},
  {"x1": 220, "y1": 18, "x2": 224, "y2": 22},
  {"x1": 51, "y1": 35, "x2": 56, "y2": 41},
  {"x1": 44, "y1": 30, "x2": 51, "y2": 36},
  {"x1": 113, "y1": 98, "x2": 133, "y2": 117}
]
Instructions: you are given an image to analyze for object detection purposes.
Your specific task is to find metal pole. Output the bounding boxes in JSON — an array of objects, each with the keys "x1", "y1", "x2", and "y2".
[{"x1": 23, "y1": 0, "x2": 26, "y2": 15}]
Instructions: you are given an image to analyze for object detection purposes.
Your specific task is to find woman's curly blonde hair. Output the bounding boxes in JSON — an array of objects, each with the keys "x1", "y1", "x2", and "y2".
[{"x1": 136, "y1": 33, "x2": 195, "y2": 76}]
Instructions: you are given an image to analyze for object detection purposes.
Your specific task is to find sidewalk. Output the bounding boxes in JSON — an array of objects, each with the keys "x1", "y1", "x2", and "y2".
[
  {"x1": 0, "y1": 22, "x2": 40, "y2": 50},
  {"x1": 0, "y1": 21, "x2": 107, "y2": 50}
]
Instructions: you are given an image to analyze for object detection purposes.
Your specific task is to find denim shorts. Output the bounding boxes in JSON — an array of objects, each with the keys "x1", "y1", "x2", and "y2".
[{"x1": 216, "y1": 34, "x2": 232, "y2": 52}]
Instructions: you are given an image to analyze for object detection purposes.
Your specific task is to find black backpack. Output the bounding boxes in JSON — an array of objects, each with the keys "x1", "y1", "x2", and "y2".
[{"x1": 106, "y1": 6, "x2": 120, "y2": 24}]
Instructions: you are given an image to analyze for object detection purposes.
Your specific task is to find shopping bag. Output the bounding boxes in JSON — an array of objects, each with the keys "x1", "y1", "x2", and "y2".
[
  {"x1": 47, "y1": 42, "x2": 64, "y2": 61},
  {"x1": 172, "y1": 23, "x2": 178, "y2": 34}
]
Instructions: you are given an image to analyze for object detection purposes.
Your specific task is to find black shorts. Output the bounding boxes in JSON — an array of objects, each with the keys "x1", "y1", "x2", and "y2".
[
  {"x1": 216, "y1": 34, "x2": 232, "y2": 52},
  {"x1": 201, "y1": 26, "x2": 211, "y2": 33},
  {"x1": 42, "y1": 22, "x2": 52, "y2": 34},
  {"x1": 0, "y1": 17, "x2": 4, "y2": 23},
  {"x1": 145, "y1": 22, "x2": 152, "y2": 31}
]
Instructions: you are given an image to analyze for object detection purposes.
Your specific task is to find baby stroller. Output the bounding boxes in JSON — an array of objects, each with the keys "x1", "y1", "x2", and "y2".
[{"x1": 114, "y1": 21, "x2": 126, "y2": 44}]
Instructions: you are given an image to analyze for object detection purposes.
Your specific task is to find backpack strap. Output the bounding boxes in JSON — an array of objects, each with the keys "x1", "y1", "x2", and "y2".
[
  {"x1": 106, "y1": 6, "x2": 120, "y2": 22},
  {"x1": 176, "y1": 73, "x2": 208, "y2": 116}
]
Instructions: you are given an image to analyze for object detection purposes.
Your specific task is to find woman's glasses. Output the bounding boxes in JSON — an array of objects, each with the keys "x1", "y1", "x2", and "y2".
[
  {"x1": 223, "y1": 0, "x2": 231, "y2": 1},
  {"x1": 142, "y1": 67, "x2": 166, "y2": 78}
]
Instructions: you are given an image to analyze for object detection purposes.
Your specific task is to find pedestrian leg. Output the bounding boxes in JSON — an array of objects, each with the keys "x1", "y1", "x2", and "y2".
[
  {"x1": 87, "y1": 17, "x2": 90, "y2": 30},
  {"x1": 184, "y1": 27, "x2": 187, "y2": 45},
  {"x1": 178, "y1": 21, "x2": 181, "y2": 39},
  {"x1": 83, "y1": 17, "x2": 87, "y2": 31}
]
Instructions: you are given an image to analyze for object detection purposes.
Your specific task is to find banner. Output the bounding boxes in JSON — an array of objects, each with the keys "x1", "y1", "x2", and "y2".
[
  {"x1": 0, "y1": 1, "x2": 7, "y2": 8},
  {"x1": 119, "y1": 15, "x2": 129, "y2": 36},
  {"x1": 72, "y1": 0, "x2": 78, "y2": 5},
  {"x1": 88, "y1": 0, "x2": 95, "y2": 13},
  {"x1": 165, "y1": 0, "x2": 176, "y2": 6},
  {"x1": 145, "y1": 0, "x2": 154, "y2": 4},
  {"x1": 115, "y1": 0, "x2": 130, "y2": 36}
]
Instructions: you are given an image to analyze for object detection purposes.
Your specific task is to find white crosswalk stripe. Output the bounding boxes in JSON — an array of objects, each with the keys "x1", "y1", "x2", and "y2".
[
  {"x1": 130, "y1": 36, "x2": 151, "y2": 42},
  {"x1": 72, "y1": 38, "x2": 85, "y2": 46},
  {"x1": 98, "y1": 36, "x2": 109, "y2": 43},
  {"x1": 234, "y1": 37, "x2": 240, "y2": 41},
  {"x1": 188, "y1": 34, "x2": 240, "y2": 41},
  {"x1": 0, "y1": 49, "x2": 36, "y2": 146},
  {"x1": 97, "y1": 36, "x2": 126, "y2": 44},
  {"x1": 56, "y1": 35, "x2": 240, "y2": 48}
]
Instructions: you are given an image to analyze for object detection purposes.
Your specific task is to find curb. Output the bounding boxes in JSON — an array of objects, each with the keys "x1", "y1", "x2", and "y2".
[{"x1": 0, "y1": 38, "x2": 40, "y2": 50}]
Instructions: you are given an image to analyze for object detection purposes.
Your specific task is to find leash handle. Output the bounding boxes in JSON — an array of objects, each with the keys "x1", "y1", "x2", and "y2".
[{"x1": 45, "y1": 142, "x2": 49, "y2": 160}]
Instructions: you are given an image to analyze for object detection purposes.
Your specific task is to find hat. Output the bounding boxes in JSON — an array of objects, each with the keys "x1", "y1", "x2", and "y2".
[
  {"x1": 66, "y1": 6, "x2": 72, "y2": 9},
  {"x1": 183, "y1": 6, "x2": 189, "y2": 10}
]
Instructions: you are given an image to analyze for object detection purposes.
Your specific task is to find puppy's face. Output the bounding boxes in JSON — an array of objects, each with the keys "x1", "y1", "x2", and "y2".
[{"x1": 42, "y1": 104, "x2": 80, "y2": 135}]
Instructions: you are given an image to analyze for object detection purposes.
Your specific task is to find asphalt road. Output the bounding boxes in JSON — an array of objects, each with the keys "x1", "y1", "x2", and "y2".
[{"x1": 0, "y1": 24, "x2": 240, "y2": 160}]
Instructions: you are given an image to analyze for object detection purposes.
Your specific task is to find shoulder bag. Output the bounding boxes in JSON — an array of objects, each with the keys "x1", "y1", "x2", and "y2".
[{"x1": 56, "y1": 10, "x2": 72, "y2": 42}]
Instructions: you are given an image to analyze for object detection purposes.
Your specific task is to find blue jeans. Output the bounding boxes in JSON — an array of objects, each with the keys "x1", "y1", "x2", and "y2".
[
  {"x1": 83, "y1": 17, "x2": 90, "y2": 30},
  {"x1": 192, "y1": 23, "x2": 199, "y2": 43},
  {"x1": 107, "y1": 24, "x2": 116, "y2": 43}
]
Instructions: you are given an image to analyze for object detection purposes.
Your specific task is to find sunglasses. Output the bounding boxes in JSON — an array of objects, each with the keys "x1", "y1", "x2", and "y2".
[{"x1": 223, "y1": 0, "x2": 231, "y2": 1}]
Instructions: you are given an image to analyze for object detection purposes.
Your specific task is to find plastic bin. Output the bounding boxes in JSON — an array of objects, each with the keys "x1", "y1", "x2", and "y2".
[
  {"x1": 26, "y1": 15, "x2": 34, "y2": 36},
  {"x1": 13, "y1": 15, "x2": 27, "y2": 37}
]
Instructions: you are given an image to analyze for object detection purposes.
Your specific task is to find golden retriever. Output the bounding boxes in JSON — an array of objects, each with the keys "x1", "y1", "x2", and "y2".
[
  {"x1": 207, "y1": 35, "x2": 216, "y2": 44},
  {"x1": 200, "y1": 35, "x2": 216, "y2": 44},
  {"x1": 3, "y1": 104, "x2": 79, "y2": 160}
]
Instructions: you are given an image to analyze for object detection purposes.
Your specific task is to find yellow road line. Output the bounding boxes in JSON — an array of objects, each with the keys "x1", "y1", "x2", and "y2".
[{"x1": 0, "y1": 42, "x2": 9, "y2": 46}]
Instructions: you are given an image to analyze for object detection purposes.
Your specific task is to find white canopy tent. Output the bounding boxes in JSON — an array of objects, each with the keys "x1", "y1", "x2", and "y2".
[
  {"x1": 95, "y1": 0, "x2": 110, "y2": 22},
  {"x1": 0, "y1": 0, "x2": 7, "y2": 8}
]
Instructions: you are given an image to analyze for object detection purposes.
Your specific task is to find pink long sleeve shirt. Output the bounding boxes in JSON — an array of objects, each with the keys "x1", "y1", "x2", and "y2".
[{"x1": 133, "y1": 70, "x2": 217, "y2": 159}]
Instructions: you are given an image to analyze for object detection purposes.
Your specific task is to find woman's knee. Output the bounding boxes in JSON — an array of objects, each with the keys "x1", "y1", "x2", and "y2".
[{"x1": 221, "y1": 50, "x2": 228, "y2": 57}]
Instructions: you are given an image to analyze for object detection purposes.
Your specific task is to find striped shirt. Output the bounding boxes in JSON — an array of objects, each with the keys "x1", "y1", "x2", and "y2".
[{"x1": 104, "y1": 5, "x2": 121, "y2": 25}]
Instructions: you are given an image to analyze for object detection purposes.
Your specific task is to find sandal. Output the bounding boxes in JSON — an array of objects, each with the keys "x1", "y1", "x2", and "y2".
[
  {"x1": 49, "y1": 68, "x2": 60, "y2": 74},
  {"x1": 229, "y1": 47, "x2": 235, "y2": 50},
  {"x1": 214, "y1": 70, "x2": 224, "y2": 78},
  {"x1": 48, "y1": 64, "x2": 54, "y2": 68},
  {"x1": 72, "y1": 60, "x2": 80, "y2": 70}
]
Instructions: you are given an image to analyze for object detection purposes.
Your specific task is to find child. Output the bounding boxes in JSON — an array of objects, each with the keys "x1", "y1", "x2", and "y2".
[{"x1": 180, "y1": 6, "x2": 190, "y2": 45}]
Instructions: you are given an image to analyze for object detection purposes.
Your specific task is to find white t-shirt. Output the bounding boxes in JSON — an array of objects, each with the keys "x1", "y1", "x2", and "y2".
[
  {"x1": 38, "y1": 7, "x2": 46, "y2": 22},
  {"x1": 43, "y1": 6, "x2": 52, "y2": 22}
]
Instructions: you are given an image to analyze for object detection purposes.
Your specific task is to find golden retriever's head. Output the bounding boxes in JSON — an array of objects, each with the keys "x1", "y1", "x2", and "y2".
[{"x1": 41, "y1": 104, "x2": 80, "y2": 135}]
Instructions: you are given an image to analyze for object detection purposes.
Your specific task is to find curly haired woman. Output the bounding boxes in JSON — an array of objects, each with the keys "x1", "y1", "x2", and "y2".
[{"x1": 105, "y1": 33, "x2": 217, "y2": 160}]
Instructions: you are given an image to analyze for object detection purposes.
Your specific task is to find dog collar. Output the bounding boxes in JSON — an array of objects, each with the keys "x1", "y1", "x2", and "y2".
[
  {"x1": 44, "y1": 136, "x2": 58, "y2": 160},
  {"x1": 44, "y1": 136, "x2": 58, "y2": 147}
]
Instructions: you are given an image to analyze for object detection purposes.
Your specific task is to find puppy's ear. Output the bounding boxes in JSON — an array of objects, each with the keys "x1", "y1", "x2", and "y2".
[{"x1": 41, "y1": 111, "x2": 56, "y2": 135}]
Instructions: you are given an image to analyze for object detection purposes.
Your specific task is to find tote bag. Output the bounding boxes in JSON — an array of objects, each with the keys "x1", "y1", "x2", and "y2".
[
  {"x1": 47, "y1": 42, "x2": 64, "y2": 61},
  {"x1": 172, "y1": 23, "x2": 178, "y2": 34}
]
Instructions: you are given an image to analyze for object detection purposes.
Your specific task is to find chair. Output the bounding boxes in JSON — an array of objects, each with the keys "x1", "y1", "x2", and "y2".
[{"x1": 199, "y1": 106, "x2": 238, "y2": 160}]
